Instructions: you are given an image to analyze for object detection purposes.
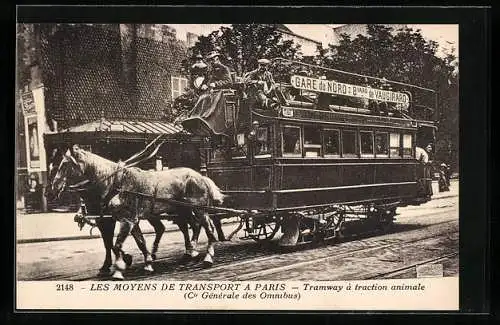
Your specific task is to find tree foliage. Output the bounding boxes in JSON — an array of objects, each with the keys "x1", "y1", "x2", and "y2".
[
  {"x1": 316, "y1": 25, "x2": 459, "y2": 170},
  {"x1": 185, "y1": 24, "x2": 458, "y2": 169},
  {"x1": 188, "y1": 24, "x2": 302, "y2": 75}
]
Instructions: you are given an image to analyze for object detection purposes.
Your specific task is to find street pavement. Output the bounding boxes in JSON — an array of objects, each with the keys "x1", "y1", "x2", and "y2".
[
  {"x1": 16, "y1": 191, "x2": 459, "y2": 281},
  {"x1": 16, "y1": 180, "x2": 457, "y2": 244}
]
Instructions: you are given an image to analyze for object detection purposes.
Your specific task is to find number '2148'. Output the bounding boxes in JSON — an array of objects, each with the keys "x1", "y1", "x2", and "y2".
[{"x1": 56, "y1": 283, "x2": 74, "y2": 291}]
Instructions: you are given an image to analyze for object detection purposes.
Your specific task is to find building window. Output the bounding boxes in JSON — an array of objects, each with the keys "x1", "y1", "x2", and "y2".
[
  {"x1": 374, "y1": 132, "x2": 389, "y2": 157},
  {"x1": 389, "y1": 133, "x2": 401, "y2": 158},
  {"x1": 402, "y1": 134, "x2": 413, "y2": 158},
  {"x1": 282, "y1": 125, "x2": 302, "y2": 157},
  {"x1": 303, "y1": 126, "x2": 321, "y2": 157},
  {"x1": 342, "y1": 130, "x2": 357, "y2": 157},
  {"x1": 171, "y1": 76, "x2": 188, "y2": 100},
  {"x1": 323, "y1": 129, "x2": 340, "y2": 157},
  {"x1": 360, "y1": 131, "x2": 374, "y2": 157}
]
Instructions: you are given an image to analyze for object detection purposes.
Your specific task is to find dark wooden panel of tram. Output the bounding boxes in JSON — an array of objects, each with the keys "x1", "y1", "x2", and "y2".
[
  {"x1": 274, "y1": 158, "x2": 417, "y2": 209},
  {"x1": 209, "y1": 157, "x2": 418, "y2": 211},
  {"x1": 209, "y1": 159, "x2": 275, "y2": 211}
]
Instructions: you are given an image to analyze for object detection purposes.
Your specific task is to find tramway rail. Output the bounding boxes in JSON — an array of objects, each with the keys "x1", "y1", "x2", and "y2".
[{"x1": 30, "y1": 211, "x2": 457, "y2": 281}]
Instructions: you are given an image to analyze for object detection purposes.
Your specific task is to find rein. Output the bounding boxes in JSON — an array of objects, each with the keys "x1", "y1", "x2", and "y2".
[{"x1": 67, "y1": 179, "x2": 91, "y2": 192}]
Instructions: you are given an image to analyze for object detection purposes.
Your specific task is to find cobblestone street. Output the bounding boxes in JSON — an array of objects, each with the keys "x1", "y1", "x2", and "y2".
[{"x1": 16, "y1": 182, "x2": 458, "y2": 281}]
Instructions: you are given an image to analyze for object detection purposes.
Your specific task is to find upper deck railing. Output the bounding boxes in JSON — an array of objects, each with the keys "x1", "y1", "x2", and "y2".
[{"x1": 265, "y1": 58, "x2": 438, "y2": 122}]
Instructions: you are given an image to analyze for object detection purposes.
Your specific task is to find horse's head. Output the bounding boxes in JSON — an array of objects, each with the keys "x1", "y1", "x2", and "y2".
[{"x1": 47, "y1": 145, "x2": 86, "y2": 200}]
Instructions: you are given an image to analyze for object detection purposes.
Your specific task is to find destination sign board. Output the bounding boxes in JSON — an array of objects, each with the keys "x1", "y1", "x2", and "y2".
[{"x1": 290, "y1": 75, "x2": 410, "y2": 106}]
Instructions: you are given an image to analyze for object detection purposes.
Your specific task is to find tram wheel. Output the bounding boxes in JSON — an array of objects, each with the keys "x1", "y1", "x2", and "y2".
[{"x1": 245, "y1": 217, "x2": 280, "y2": 242}]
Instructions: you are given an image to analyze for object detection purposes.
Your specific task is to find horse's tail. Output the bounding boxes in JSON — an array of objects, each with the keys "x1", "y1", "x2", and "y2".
[{"x1": 202, "y1": 176, "x2": 225, "y2": 205}]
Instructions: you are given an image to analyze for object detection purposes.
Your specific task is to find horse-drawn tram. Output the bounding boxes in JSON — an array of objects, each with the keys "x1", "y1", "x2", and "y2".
[
  {"x1": 46, "y1": 58, "x2": 438, "y2": 278},
  {"x1": 181, "y1": 58, "x2": 438, "y2": 247}
]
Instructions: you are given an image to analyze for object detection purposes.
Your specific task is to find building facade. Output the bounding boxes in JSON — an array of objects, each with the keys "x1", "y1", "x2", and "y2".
[
  {"x1": 16, "y1": 23, "x2": 194, "y2": 211},
  {"x1": 330, "y1": 24, "x2": 408, "y2": 45},
  {"x1": 275, "y1": 25, "x2": 322, "y2": 56}
]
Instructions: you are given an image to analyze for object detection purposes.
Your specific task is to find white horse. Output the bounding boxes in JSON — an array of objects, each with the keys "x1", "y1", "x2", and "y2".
[{"x1": 50, "y1": 144, "x2": 225, "y2": 280}]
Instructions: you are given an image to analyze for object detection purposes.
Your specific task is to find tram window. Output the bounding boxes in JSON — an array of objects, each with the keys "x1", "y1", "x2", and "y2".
[
  {"x1": 402, "y1": 134, "x2": 413, "y2": 158},
  {"x1": 255, "y1": 127, "x2": 271, "y2": 157},
  {"x1": 232, "y1": 133, "x2": 248, "y2": 159},
  {"x1": 304, "y1": 127, "x2": 321, "y2": 157},
  {"x1": 389, "y1": 133, "x2": 401, "y2": 158},
  {"x1": 324, "y1": 129, "x2": 340, "y2": 156},
  {"x1": 282, "y1": 126, "x2": 302, "y2": 157},
  {"x1": 342, "y1": 130, "x2": 357, "y2": 157},
  {"x1": 360, "y1": 131, "x2": 374, "y2": 157},
  {"x1": 375, "y1": 132, "x2": 389, "y2": 157}
]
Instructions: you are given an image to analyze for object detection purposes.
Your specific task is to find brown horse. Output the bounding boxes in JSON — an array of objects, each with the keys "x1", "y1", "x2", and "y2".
[{"x1": 49, "y1": 145, "x2": 225, "y2": 279}]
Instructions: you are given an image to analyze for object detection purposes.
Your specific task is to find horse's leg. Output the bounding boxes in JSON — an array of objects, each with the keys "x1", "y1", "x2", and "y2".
[
  {"x1": 176, "y1": 218, "x2": 193, "y2": 258},
  {"x1": 147, "y1": 218, "x2": 165, "y2": 261},
  {"x1": 188, "y1": 209, "x2": 202, "y2": 256},
  {"x1": 111, "y1": 220, "x2": 134, "y2": 280},
  {"x1": 195, "y1": 210, "x2": 218, "y2": 268},
  {"x1": 130, "y1": 223, "x2": 154, "y2": 272},
  {"x1": 95, "y1": 217, "x2": 116, "y2": 275},
  {"x1": 211, "y1": 216, "x2": 227, "y2": 242}
]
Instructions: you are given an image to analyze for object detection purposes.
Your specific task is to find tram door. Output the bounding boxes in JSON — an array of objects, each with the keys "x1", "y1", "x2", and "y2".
[{"x1": 416, "y1": 125, "x2": 436, "y2": 199}]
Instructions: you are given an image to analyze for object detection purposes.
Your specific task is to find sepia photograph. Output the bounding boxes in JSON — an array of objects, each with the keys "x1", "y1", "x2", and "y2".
[{"x1": 15, "y1": 20, "x2": 463, "y2": 310}]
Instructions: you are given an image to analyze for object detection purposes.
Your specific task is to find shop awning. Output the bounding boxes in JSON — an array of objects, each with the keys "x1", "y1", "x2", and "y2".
[
  {"x1": 60, "y1": 118, "x2": 184, "y2": 134},
  {"x1": 44, "y1": 118, "x2": 198, "y2": 144}
]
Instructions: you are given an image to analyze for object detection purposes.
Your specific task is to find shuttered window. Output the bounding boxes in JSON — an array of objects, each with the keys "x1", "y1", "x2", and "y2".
[{"x1": 171, "y1": 76, "x2": 188, "y2": 99}]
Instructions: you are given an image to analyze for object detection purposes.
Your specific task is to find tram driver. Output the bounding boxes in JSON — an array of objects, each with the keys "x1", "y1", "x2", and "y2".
[{"x1": 416, "y1": 145, "x2": 433, "y2": 198}]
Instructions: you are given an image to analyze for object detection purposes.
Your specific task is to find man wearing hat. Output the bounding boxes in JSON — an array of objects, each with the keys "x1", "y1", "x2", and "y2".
[
  {"x1": 438, "y1": 162, "x2": 451, "y2": 192},
  {"x1": 190, "y1": 54, "x2": 209, "y2": 93},
  {"x1": 244, "y1": 58, "x2": 277, "y2": 109},
  {"x1": 206, "y1": 51, "x2": 233, "y2": 89}
]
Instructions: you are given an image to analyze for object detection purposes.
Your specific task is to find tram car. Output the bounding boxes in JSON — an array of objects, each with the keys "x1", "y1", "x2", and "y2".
[{"x1": 181, "y1": 58, "x2": 438, "y2": 246}]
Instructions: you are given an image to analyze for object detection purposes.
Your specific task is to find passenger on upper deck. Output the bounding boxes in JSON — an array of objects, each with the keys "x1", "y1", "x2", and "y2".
[
  {"x1": 181, "y1": 52, "x2": 235, "y2": 136},
  {"x1": 244, "y1": 58, "x2": 279, "y2": 110},
  {"x1": 206, "y1": 51, "x2": 233, "y2": 90},
  {"x1": 190, "y1": 54, "x2": 209, "y2": 94},
  {"x1": 316, "y1": 75, "x2": 332, "y2": 110}
]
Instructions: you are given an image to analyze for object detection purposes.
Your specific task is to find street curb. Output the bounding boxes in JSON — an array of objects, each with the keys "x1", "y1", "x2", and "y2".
[{"x1": 17, "y1": 221, "x2": 240, "y2": 245}]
